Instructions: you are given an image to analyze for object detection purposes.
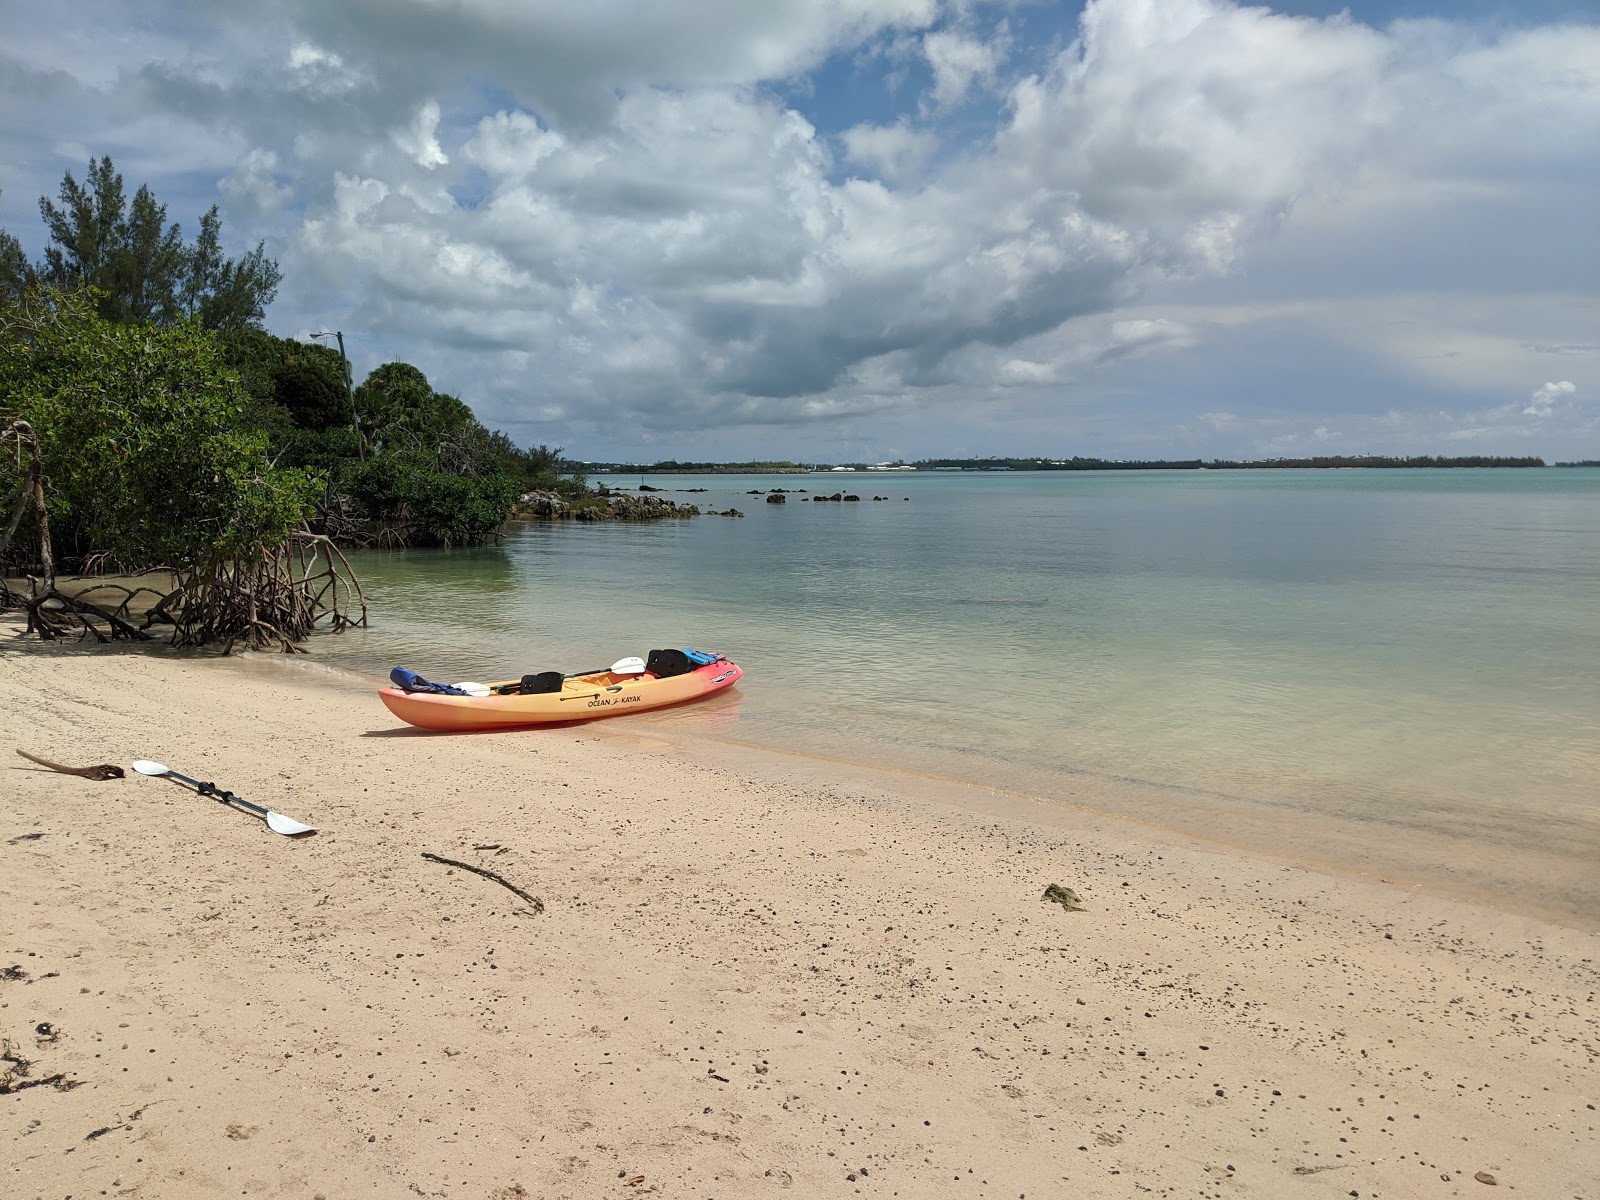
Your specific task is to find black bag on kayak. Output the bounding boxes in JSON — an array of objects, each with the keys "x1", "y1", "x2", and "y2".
[
  {"x1": 646, "y1": 648, "x2": 692, "y2": 678},
  {"x1": 518, "y1": 670, "x2": 564, "y2": 695}
]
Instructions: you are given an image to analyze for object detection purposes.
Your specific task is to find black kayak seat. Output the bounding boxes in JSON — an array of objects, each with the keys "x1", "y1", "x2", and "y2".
[{"x1": 519, "y1": 671, "x2": 564, "y2": 695}]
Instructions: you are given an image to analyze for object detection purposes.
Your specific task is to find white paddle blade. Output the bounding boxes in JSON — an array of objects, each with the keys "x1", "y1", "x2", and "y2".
[
  {"x1": 453, "y1": 682, "x2": 492, "y2": 697},
  {"x1": 265, "y1": 811, "x2": 317, "y2": 837},
  {"x1": 611, "y1": 656, "x2": 646, "y2": 675},
  {"x1": 131, "y1": 759, "x2": 170, "y2": 776}
]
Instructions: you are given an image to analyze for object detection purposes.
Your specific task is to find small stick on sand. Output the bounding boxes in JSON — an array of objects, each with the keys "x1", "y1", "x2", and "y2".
[
  {"x1": 15, "y1": 749, "x2": 124, "y2": 780},
  {"x1": 422, "y1": 852, "x2": 545, "y2": 913}
]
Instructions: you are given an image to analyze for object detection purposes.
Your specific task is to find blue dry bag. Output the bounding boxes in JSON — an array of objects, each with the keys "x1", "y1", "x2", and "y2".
[{"x1": 389, "y1": 667, "x2": 470, "y2": 696}]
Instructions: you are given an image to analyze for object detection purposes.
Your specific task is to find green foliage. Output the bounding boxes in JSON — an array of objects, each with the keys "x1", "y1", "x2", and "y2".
[
  {"x1": 20, "y1": 156, "x2": 281, "y2": 331},
  {"x1": 180, "y1": 206, "x2": 283, "y2": 331},
  {"x1": 2, "y1": 153, "x2": 575, "y2": 576},
  {"x1": 217, "y1": 329, "x2": 350, "y2": 433},
  {"x1": 341, "y1": 454, "x2": 519, "y2": 545},
  {"x1": 330, "y1": 360, "x2": 528, "y2": 542},
  {"x1": 266, "y1": 425, "x2": 361, "y2": 477},
  {"x1": 0, "y1": 289, "x2": 319, "y2": 566},
  {"x1": 521, "y1": 442, "x2": 565, "y2": 479},
  {"x1": 354, "y1": 362, "x2": 476, "y2": 457},
  {"x1": 0, "y1": 200, "x2": 33, "y2": 305},
  {"x1": 476, "y1": 441, "x2": 586, "y2": 496},
  {"x1": 502, "y1": 441, "x2": 579, "y2": 491},
  {"x1": 276, "y1": 357, "x2": 350, "y2": 432}
]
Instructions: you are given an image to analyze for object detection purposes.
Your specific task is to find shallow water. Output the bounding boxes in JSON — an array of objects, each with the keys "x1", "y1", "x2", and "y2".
[{"x1": 313, "y1": 468, "x2": 1600, "y2": 922}]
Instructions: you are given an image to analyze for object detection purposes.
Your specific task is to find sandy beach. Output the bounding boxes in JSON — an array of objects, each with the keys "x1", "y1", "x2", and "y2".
[{"x1": 3, "y1": 623, "x2": 1596, "y2": 1199}]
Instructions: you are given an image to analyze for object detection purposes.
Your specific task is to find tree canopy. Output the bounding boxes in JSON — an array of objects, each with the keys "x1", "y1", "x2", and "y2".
[
  {"x1": 1, "y1": 155, "x2": 584, "y2": 645},
  {"x1": 1, "y1": 289, "x2": 319, "y2": 567},
  {"x1": 0, "y1": 196, "x2": 33, "y2": 306},
  {"x1": 194, "y1": 337, "x2": 570, "y2": 547},
  {"x1": 6, "y1": 156, "x2": 283, "y2": 331},
  {"x1": 0, "y1": 287, "x2": 362, "y2": 649},
  {"x1": 334, "y1": 360, "x2": 531, "y2": 545}
]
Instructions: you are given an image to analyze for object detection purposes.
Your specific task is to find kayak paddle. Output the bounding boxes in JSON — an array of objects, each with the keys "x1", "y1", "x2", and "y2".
[
  {"x1": 483, "y1": 657, "x2": 652, "y2": 696},
  {"x1": 130, "y1": 760, "x2": 317, "y2": 837}
]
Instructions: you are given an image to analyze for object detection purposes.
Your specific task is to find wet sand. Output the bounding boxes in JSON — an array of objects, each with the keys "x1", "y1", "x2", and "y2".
[{"x1": 3, "y1": 624, "x2": 1596, "y2": 1198}]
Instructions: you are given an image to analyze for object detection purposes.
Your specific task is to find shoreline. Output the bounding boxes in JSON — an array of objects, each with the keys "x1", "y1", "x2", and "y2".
[
  {"x1": 4, "y1": 625, "x2": 1597, "y2": 1198},
  {"x1": 689, "y1": 734, "x2": 1600, "y2": 934},
  {"x1": 264, "y1": 635, "x2": 1600, "y2": 934}
]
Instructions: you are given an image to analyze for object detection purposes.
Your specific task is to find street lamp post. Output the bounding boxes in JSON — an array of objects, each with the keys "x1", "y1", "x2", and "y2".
[{"x1": 310, "y1": 330, "x2": 363, "y2": 460}]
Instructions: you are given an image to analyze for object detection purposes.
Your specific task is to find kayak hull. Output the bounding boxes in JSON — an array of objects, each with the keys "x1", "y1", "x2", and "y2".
[{"x1": 379, "y1": 660, "x2": 743, "y2": 731}]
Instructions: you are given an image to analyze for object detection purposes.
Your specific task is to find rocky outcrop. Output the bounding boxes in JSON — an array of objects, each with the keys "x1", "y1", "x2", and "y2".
[
  {"x1": 518, "y1": 491, "x2": 568, "y2": 517},
  {"x1": 516, "y1": 490, "x2": 701, "y2": 522}
]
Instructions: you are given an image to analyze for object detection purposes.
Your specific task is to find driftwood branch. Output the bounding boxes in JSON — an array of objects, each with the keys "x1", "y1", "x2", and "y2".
[
  {"x1": 421, "y1": 852, "x2": 544, "y2": 913},
  {"x1": 14, "y1": 749, "x2": 124, "y2": 780}
]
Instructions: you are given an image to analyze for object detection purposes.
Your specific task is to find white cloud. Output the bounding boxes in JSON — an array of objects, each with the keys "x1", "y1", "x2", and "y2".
[
  {"x1": 997, "y1": 358, "x2": 1055, "y2": 385},
  {"x1": 461, "y1": 110, "x2": 567, "y2": 178},
  {"x1": 1001, "y1": 0, "x2": 1398, "y2": 257},
  {"x1": 1, "y1": 0, "x2": 1596, "y2": 460},
  {"x1": 286, "y1": 43, "x2": 364, "y2": 98},
  {"x1": 271, "y1": 0, "x2": 1600, "y2": 458},
  {"x1": 394, "y1": 101, "x2": 449, "y2": 169},
  {"x1": 1207, "y1": 385, "x2": 1591, "y2": 457},
  {"x1": 921, "y1": 25, "x2": 1008, "y2": 110},
  {"x1": 1523, "y1": 380, "x2": 1576, "y2": 417},
  {"x1": 218, "y1": 149, "x2": 293, "y2": 219},
  {"x1": 841, "y1": 119, "x2": 936, "y2": 185},
  {"x1": 288, "y1": 44, "x2": 337, "y2": 71}
]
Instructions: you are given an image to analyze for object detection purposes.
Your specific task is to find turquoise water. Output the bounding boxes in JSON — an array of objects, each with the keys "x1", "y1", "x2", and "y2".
[{"x1": 317, "y1": 469, "x2": 1600, "y2": 920}]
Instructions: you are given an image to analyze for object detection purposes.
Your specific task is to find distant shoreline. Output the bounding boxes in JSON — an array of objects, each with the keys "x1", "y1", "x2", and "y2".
[{"x1": 582, "y1": 454, "x2": 1563, "y2": 474}]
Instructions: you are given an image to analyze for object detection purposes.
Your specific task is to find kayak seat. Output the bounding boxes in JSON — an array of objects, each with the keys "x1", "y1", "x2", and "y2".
[
  {"x1": 646, "y1": 648, "x2": 693, "y2": 678},
  {"x1": 518, "y1": 671, "x2": 565, "y2": 695}
]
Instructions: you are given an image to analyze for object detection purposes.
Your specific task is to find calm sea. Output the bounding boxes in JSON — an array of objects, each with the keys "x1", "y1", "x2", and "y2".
[{"x1": 310, "y1": 469, "x2": 1600, "y2": 923}]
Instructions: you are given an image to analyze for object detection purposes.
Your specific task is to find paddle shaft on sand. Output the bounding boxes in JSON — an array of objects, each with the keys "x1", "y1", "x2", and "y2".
[
  {"x1": 160, "y1": 766, "x2": 273, "y2": 819},
  {"x1": 132, "y1": 760, "x2": 315, "y2": 835}
]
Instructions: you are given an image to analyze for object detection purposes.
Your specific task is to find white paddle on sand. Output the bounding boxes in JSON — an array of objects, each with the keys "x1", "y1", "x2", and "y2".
[{"x1": 131, "y1": 760, "x2": 317, "y2": 836}]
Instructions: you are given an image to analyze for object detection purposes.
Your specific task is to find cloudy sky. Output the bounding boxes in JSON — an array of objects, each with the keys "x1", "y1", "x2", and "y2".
[{"x1": 2, "y1": 0, "x2": 1596, "y2": 463}]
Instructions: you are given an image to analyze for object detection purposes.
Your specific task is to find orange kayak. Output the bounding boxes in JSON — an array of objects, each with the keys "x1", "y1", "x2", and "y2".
[{"x1": 379, "y1": 659, "x2": 743, "y2": 731}]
